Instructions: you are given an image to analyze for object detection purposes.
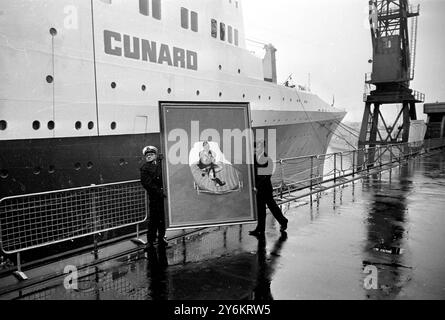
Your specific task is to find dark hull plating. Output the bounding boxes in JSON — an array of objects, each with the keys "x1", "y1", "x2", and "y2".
[{"x1": 0, "y1": 133, "x2": 160, "y2": 199}]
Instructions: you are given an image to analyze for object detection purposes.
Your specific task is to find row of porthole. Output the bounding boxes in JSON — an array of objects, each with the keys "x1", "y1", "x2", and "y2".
[
  {"x1": 107, "y1": 81, "x2": 308, "y2": 103},
  {"x1": 0, "y1": 121, "x2": 117, "y2": 131},
  {"x1": 0, "y1": 159, "x2": 129, "y2": 179},
  {"x1": 264, "y1": 118, "x2": 301, "y2": 123}
]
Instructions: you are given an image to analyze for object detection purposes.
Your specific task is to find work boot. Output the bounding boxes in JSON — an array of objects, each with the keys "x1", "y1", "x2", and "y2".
[
  {"x1": 145, "y1": 241, "x2": 154, "y2": 251},
  {"x1": 157, "y1": 236, "x2": 170, "y2": 247},
  {"x1": 249, "y1": 229, "x2": 264, "y2": 237},
  {"x1": 280, "y1": 219, "x2": 288, "y2": 232}
]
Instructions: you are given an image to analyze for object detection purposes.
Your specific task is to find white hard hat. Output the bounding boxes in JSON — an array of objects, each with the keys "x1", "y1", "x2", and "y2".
[{"x1": 142, "y1": 145, "x2": 158, "y2": 156}]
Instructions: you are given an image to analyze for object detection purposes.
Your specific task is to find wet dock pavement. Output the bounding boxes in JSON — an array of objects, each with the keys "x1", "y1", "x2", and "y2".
[{"x1": 2, "y1": 151, "x2": 445, "y2": 300}]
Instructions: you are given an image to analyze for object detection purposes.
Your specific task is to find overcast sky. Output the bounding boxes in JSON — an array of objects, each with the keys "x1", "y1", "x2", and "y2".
[{"x1": 242, "y1": 0, "x2": 445, "y2": 122}]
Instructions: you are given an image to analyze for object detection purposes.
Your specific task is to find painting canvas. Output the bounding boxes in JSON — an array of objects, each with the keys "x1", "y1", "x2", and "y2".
[{"x1": 159, "y1": 102, "x2": 256, "y2": 229}]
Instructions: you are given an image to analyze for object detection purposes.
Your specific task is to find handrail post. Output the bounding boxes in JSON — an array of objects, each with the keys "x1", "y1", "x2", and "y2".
[
  {"x1": 13, "y1": 252, "x2": 28, "y2": 280},
  {"x1": 389, "y1": 145, "x2": 393, "y2": 182},
  {"x1": 352, "y1": 149, "x2": 356, "y2": 178},
  {"x1": 340, "y1": 152, "x2": 344, "y2": 174},
  {"x1": 378, "y1": 147, "x2": 382, "y2": 180},
  {"x1": 310, "y1": 156, "x2": 314, "y2": 206},
  {"x1": 280, "y1": 159, "x2": 284, "y2": 199},
  {"x1": 334, "y1": 153, "x2": 337, "y2": 183}
]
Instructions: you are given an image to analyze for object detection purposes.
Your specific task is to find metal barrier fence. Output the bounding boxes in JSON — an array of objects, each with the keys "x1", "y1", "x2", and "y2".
[
  {"x1": 0, "y1": 180, "x2": 147, "y2": 279},
  {"x1": 1, "y1": 138, "x2": 444, "y2": 281},
  {"x1": 271, "y1": 137, "x2": 445, "y2": 204}
]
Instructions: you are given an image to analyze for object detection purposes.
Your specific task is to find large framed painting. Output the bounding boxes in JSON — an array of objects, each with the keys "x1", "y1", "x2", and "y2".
[{"x1": 159, "y1": 102, "x2": 257, "y2": 229}]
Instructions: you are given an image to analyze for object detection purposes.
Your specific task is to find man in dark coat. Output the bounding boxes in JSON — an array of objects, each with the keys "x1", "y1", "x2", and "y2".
[
  {"x1": 140, "y1": 146, "x2": 168, "y2": 247},
  {"x1": 249, "y1": 140, "x2": 288, "y2": 236}
]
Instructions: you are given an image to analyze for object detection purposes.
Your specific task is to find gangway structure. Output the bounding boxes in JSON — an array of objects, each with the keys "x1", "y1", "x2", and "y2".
[{"x1": 359, "y1": 0, "x2": 424, "y2": 166}]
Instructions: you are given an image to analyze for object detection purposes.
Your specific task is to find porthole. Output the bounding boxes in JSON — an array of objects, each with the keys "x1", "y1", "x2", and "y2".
[
  {"x1": 32, "y1": 121, "x2": 40, "y2": 130},
  {"x1": 48, "y1": 121, "x2": 55, "y2": 130},
  {"x1": 0, "y1": 120, "x2": 7, "y2": 130},
  {"x1": 238, "y1": 69, "x2": 241, "y2": 74},
  {"x1": 242, "y1": 94, "x2": 245, "y2": 98},
  {"x1": 196, "y1": 90, "x2": 200, "y2": 96},
  {"x1": 219, "y1": 92, "x2": 222, "y2": 97},
  {"x1": 141, "y1": 84, "x2": 146, "y2": 91},
  {"x1": 0, "y1": 169, "x2": 8, "y2": 179},
  {"x1": 74, "y1": 163, "x2": 81, "y2": 171},
  {"x1": 48, "y1": 165, "x2": 55, "y2": 174},
  {"x1": 111, "y1": 82, "x2": 116, "y2": 89},
  {"x1": 268, "y1": 96, "x2": 271, "y2": 100},
  {"x1": 75, "y1": 121, "x2": 82, "y2": 130},
  {"x1": 46, "y1": 75, "x2": 54, "y2": 83},
  {"x1": 88, "y1": 121, "x2": 94, "y2": 130},
  {"x1": 33, "y1": 167, "x2": 41, "y2": 175},
  {"x1": 258, "y1": 95, "x2": 261, "y2": 100},
  {"x1": 87, "y1": 162, "x2": 93, "y2": 169},
  {"x1": 167, "y1": 88, "x2": 172, "y2": 94},
  {"x1": 49, "y1": 28, "x2": 57, "y2": 36},
  {"x1": 219, "y1": 65, "x2": 222, "y2": 70},
  {"x1": 111, "y1": 122, "x2": 117, "y2": 130}
]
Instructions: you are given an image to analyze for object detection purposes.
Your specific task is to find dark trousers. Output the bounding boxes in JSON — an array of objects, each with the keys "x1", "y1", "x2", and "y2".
[
  {"x1": 147, "y1": 196, "x2": 166, "y2": 243},
  {"x1": 255, "y1": 186, "x2": 287, "y2": 232}
]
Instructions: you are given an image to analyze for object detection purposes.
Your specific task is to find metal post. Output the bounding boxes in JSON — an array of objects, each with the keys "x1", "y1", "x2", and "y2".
[
  {"x1": 310, "y1": 156, "x2": 313, "y2": 206},
  {"x1": 280, "y1": 159, "x2": 284, "y2": 199},
  {"x1": 91, "y1": 188, "x2": 99, "y2": 260},
  {"x1": 333, "y1": 153, "x2": 337, "y2": 183},
  {"x1": 340, "y1": 152, "x2": 344, "y2": 174},
  {"x1": 378, "y1": 147, "x2": 382, "y2": 180},
  {"x1": 132, "y1": 223, "x2": 147, "y2": 246},
  {"x1": 13, "y1": 252, "x2": 28, "y2": 280},
  {"x1": 389, "y1": 145, "x2": 393, "y2": 182},
  {"x1": 352, "y1": 150, "x2": 355, "y2": 178}
]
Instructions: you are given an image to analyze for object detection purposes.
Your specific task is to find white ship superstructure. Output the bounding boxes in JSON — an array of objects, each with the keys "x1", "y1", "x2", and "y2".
[{"x1": 0, "y1": 0, "x2": 346, "y2": 198}]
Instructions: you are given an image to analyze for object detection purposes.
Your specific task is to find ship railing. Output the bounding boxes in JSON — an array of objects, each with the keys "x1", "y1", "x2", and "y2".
[
  {"x1": 271, "y1": 137, "x2": 445, "y2": 206},
  {"x1": 0, "y1": 180, "x2": 147, "y2": 280},
  {"x1": 412, "y1": 89, "x2": 425, "y2": 102}
]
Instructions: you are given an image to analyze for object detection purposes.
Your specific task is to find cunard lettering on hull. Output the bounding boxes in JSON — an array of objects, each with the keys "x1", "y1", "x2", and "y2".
[{"x1": 104, "y1": 30, "x2": 198, "y2": 70}]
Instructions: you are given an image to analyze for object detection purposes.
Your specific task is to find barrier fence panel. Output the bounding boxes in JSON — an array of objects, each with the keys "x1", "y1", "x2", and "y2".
[
  {"x1": 272, "y1": 137, "x2": 445, "y2": 203},
  {"x1": 0, "y1": 181, "x2": 147, "y2": 256},
  {"x1": 1, "y1": 138, "x2": 444, "y2": 280}
]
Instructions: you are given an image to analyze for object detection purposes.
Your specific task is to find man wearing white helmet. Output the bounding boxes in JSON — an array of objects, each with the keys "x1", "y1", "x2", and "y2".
[{"x1": 140, "y1": 145, "x2": 168, "y2": 247}]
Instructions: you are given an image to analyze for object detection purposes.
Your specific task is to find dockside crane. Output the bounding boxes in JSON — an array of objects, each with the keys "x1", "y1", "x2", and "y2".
[{"x1": 358, "y1": 0, "x2": 423, "y2": 166}]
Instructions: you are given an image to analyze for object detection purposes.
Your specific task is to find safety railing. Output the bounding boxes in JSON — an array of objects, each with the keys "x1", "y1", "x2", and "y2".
[
  {"x1": 0, "y1": 180, "x2": 147, "y2": 280},
  {"x1": 412, "y1": 89, "x2": 425, "y2": 102},
  {"x1": 271, "y1": 137, "x2": 445, "y2": 205}
]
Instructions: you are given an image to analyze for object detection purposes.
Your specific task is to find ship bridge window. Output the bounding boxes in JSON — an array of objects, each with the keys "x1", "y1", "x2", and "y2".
[
  {"x1": 211, "y1": 19, "x2": 217, "y2": 38},
  {"x1": 234, "y1": 28, "x2": 239, "y2": 46},
  {"x1": 181, "y1": 7, "x2": 189, "y2": 29},
  {"x1": 181, "y1": 8, "x2": 198, "y2": 32},
  {"x1": 220, "y1": 23, "x2": 226, "y2": 41},
  {"x1": 228, "y1": 25, "x2": 233, "y2": 44},
  {"x1": 139, "y1": 0, "x2": 161, "y2": 19},
  {"x1": 139, "y1": 0, "x2": 149, "y2": 15},
  {"x1": 191, "y1": 11, "x2": 198, "y2": 32},
  {"x1": 152, "y1": 0, "x2": 161, "y2": 19}
]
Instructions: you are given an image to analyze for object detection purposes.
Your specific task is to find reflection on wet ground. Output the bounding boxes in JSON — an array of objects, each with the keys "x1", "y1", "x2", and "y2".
[{"x1": 8, "y1": 152, "x2": 445, "y2": 300}]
